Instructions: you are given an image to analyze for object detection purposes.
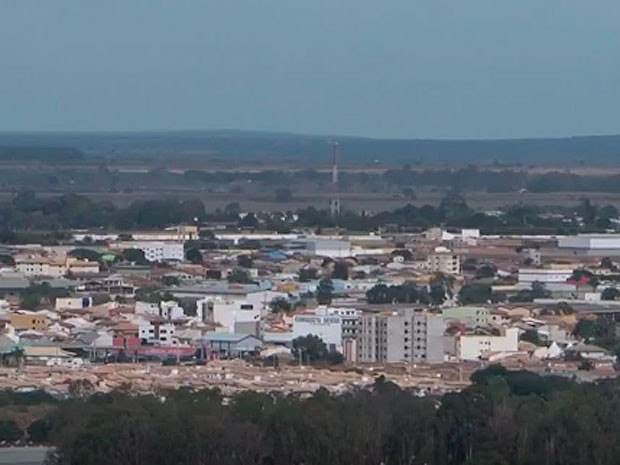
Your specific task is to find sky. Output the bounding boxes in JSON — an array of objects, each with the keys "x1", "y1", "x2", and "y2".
[{"x1": 2, "y1": 0, "x2": 620, "y2": 139}]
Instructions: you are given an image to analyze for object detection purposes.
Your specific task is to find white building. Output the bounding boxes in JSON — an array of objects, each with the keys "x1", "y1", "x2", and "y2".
[
  {"x1": 303, "y1": 239, "x2": 352, "y2": 258},
  {"x1": 138, "y1": 322, "x2": 177, "y2": 346},
  {"x1": 442, "y1": 228, "x2": 480, "y2": 244},
  {"x1": 558, "y1": 234, "x2": 620, "y2": 250},
  {"x1": 458, "y1": 327, "x2": 519, "y2": 361},
  {"x1": 197, "y1": 298, "x2": 261, "y2": 332},
  {"x1": 137, "y1": 301, "x2": 185, "y2": 320},
  {"x1": 318, "y1": 306, "x2": 360, "y2": 340},
  {"x1": 55, "y1": 297, "x2": 93, "y2": 311},
  {"x1": 292, "y1": 314, "x2": 343, "y2": 352},
  {"x1": 426, "y1": 247, "x2": 460, "y2": 275},
  {"x1": 518, "y1": 268, "x2": 573, "y2": 287},
  {"x1": 16, "y1": 256, "x2": 99, "y2": 278},
  {"x1": 357, "y1": 310, "x2": 445, "y2": 364},
  {"x1": 160, "y1": 301, "x2": 185, "y2": 320},
  {"x1": 116, "y1": 241, "x2": 184, "y2": 262},
  {"x1": 135, "y1": 302, "x2": 160, "y2": 316}
]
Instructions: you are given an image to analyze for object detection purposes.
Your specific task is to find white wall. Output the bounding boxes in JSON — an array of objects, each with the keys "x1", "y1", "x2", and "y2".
[
  {"x1": 135, "y1": 302, "x2": 160, "y2": 316},
  {"x1": 458, "y1": 328, "x2": 519, "y2": 361},
  {"x1": 116, "y1": 242, "x2": 184, "y2": 262},
  {"x1": 305, "y1": 240, "x2": 352, "y2": 258},
  {"x1": 55, "y1": 297, "x2": 93, "y2": 310},
  {"x1": 139, "y1": 323, "x2": 176, "y2": 345},
  {"x1": 518, "y1": 268, "x2": 573, "y2": 285},
  {"x1": 292, "y1": 315, "x2": 343, "y2": 351},
  {"x1": 558, "y1": 235, "x2": 620, "y2": 250},
  {"x1": 212, "y1": 301, "x2": 260, "y2": 333},
  {"x1": 160, "y1": 301, "x2": 185, "y2": 320}
]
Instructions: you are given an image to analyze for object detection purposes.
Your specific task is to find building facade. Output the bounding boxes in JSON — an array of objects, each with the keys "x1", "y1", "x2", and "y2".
[
  {"x1": 292, "y1": 314, "x2": 343, "y2": 352},
  {"x1": 458, "y1": 327, "x2": 519, "y2": 361},
  {"x1": 426, "y1": 248, "x2": 460, "y2": 275},
  {"x1": 10, "y1": 313, "x2": 50, "y2": 331},
  {"x1": 138, "y1": 322, "x2": 177, "y2": 346},
  {"x1": 117, "y1": 242, "x2": 184, "y2": 262},
  {"x1": 357, "y1": 309, "x2": 445, "y2": 364},
  {"x1": 518, "y1": 268, "x2": 573, "y2": 287},
  {"x1": 442, "y1": 306, "x2": 490, "y2": 327},
  {"x1": 16, "y1": 257, "x2": 99, "y2": 278}
]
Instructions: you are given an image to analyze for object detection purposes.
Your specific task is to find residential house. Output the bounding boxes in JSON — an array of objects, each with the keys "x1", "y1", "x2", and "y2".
[{"x1": 10, "y1": 313, "x2": 50, "y2": 331}]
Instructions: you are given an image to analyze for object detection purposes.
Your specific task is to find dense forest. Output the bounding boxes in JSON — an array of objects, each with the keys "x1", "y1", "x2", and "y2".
[
  {"x1": 4, "y1": 365, "x2": 620, "y2": 464},
  {"x1": 3, "y1": 130, "x2": 620, "y2": 165}
]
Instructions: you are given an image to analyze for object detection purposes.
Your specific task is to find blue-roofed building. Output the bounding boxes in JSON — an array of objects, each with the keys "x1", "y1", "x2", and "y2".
[
  {"x1": 202, "y1": 332, "x2": 263, "y2": 358},
  {"x1": 263, "y1": 250, "x2": 288, "y2": 261}
]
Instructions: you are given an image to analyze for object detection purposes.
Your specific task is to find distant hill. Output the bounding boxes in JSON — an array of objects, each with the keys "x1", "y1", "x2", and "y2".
[
  {"x1": 1, "y1": 131, "x2": 620, "y2": 166},
  {"x1": 0, "y1": 145, "x2": 84, "y2": 162}
]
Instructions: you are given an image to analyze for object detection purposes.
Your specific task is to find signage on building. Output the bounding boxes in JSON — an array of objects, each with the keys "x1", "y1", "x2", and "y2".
[{"x1": 294, "y1": 316, "x2": 340, "y2": 325}]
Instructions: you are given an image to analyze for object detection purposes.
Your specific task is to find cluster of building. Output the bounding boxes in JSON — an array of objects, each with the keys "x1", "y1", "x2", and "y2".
[{"x1": 1, "y1": 225, "x2": 620, "y2": 392}]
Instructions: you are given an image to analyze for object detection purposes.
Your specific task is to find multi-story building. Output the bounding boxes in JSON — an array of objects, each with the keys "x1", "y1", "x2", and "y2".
[
  {"x1": 442, "y1": 306, "x2": 490, "y2": 327},
  {"x1": 115, "y1": 241, "x2": 184, "y2": 262},
  {"x1": 196, "y1": 298, "x2": 261, "y2": 332},
  {"x1": 292, "y1": 314, "x2": 343, "y2": 352},
  {"x1": 138, "y1": 322, "x2": 177, "y2": 346},
  {"x1": 426, "y1": 247, "x2": 460, "y2": 275},
  {"x1": 357, "y1": 309, "x2": 445, "y2": 364},
  {"x1": 320, "y1": 306, "x2": 360, "y2": 340},
  {"x1": 16, "y1": 256, "x2": 99, "y2": 278}
]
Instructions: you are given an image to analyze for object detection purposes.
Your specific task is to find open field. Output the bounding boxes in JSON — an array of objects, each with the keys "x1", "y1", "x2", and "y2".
[{"x1": 3, "y1": 189, "x2": 620, "y2": 212}]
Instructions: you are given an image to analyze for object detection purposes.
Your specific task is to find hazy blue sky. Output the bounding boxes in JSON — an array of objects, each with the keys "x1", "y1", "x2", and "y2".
[{"x1": 2, "y1": 0, "x2": 620, "y2": 138}]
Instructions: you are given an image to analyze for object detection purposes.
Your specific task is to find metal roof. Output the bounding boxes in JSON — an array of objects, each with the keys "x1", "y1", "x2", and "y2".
[{"x1": 203, "y1": 332, "x2": 261, "y2": 343}]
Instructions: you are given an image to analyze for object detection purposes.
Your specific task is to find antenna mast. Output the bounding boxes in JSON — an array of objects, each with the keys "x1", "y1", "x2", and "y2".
[{"x1": 329, "y1": 142, "x2": 341, "y2": 217}]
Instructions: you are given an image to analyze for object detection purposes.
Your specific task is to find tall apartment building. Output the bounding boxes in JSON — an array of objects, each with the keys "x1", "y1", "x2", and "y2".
[
  {"x1": 320, "y1": 306, "x2": 360, "y2": 340},
  {"x1": 357, "y1": 309, "x2": 445, "y2": 364},
  {"x1": 426, "y1": 247, "x2": 460, "y2": 275},
  {"x1": 114, "y1": 241, "x2": 185, "y2": 262}
]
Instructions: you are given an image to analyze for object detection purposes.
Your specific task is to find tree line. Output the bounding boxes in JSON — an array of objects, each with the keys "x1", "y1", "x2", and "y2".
[
  {"x1": 0, "y1": 191, "x2": 617, "y2": 242},
  {"x1": 3, "y1": 365, "x2": 620, "y2": 464},
  {"x1": 181, "y1": 166, "x2": 620, "y2": 194}
]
